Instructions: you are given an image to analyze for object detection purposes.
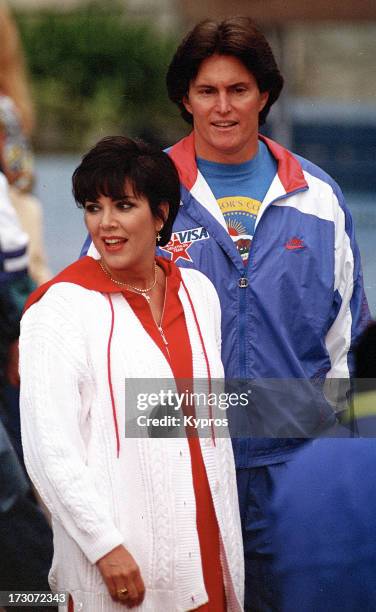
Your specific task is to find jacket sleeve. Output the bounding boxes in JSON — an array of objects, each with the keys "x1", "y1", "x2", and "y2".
[
  {"x1": 19, "y1": 287, "x2": 125, "y2": 564},
  {"x1": 325, "y1": 187, "x2": 371, "y2": 379}
]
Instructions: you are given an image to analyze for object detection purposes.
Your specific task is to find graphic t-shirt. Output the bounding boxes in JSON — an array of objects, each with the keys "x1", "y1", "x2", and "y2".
[{"x1": 197, "y1": 140, "x2": 277, "y2": 265}]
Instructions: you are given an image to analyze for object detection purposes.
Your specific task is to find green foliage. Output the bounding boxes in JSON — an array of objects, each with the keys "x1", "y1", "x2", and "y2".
[{"x1": 15, "y1": 3, "x2": 185, "y2": 151}]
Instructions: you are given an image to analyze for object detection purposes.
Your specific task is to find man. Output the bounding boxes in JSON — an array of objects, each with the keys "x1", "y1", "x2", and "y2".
[{"x1": 160, "y1": 16, "x2": 370, "y2": 611}]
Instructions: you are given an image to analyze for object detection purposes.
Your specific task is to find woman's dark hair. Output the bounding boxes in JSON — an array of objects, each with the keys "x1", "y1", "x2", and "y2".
[
  {"x1": 72, "y1": 136, "x2": 181, "y2": 246},
  {"x1": 166, "y1": 16, "x2": 284, "y2": 126}
]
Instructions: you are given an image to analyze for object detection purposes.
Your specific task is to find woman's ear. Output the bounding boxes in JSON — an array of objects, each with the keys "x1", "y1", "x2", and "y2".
[{"x1": 157, "y1": 201, "x2": 169, "y2": 227}]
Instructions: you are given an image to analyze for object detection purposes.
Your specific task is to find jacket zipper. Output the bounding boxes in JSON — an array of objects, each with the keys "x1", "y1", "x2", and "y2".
[{"x1": 238, "y1": 275, "x2": 248, "y2": 379}]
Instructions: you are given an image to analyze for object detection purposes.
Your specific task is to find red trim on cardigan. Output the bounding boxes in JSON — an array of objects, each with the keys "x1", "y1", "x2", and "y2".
[
  {"x1": 23, "y1": 256, "x2": 127, "y2": 312},
  {"x1": 106, "y1": 294, "x2": 120, "y2": 457}
]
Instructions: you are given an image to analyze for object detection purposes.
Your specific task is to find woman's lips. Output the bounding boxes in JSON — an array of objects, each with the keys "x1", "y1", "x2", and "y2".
[{"x1": 102, "y1": 237, "x2": 127, "y2": 252}]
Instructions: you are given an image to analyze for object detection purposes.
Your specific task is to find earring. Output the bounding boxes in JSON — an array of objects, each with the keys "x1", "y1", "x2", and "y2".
[{"x1": 156, "y1": 226, "x2": 163, "y2": 243}]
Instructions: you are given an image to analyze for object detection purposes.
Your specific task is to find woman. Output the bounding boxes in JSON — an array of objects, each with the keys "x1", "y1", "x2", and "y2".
[{"x1": 20, "y1": 136, "x2": 244, "y2": 611}]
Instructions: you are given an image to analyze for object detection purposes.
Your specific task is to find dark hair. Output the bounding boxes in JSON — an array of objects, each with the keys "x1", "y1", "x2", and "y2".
[
  {"x1": 166, "y1": 16, "x2": 284, "y2": 126},
  {"x1": 72, "y1": 136, "x2": 180, "y2": 246}
]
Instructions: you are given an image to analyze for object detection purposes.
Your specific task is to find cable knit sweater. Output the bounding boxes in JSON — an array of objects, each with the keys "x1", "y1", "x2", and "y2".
[{"x1": 20, "y1": 261, "x2": 244, "y2": 612}]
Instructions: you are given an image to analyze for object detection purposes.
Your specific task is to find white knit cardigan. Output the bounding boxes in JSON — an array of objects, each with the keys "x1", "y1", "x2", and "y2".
[{"x1": 20, "y1": 268, "x2": 244, "y2": 612}]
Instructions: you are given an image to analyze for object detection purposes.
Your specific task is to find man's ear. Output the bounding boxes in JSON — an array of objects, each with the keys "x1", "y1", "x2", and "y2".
[
  {"x1": 182, "y1": 95, "x2": 193, "y2": 116},
  {"x1": 259, "y1": 91, "x2": 269, "y2": 112}
]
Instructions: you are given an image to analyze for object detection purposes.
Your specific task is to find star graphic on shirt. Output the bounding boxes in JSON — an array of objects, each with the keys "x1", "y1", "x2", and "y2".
[{"x1": 160, "y1": 236, "x2": 193, "y2": 263}]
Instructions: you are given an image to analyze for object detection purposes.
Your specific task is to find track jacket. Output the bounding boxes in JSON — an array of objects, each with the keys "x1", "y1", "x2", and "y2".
[{"x1": 159, "y1": 133, "x2": 370, "y2": 466}]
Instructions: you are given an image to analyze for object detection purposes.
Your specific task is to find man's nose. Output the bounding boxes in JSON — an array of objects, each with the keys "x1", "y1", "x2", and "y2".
[{"x1": 216, "y1": 91, "x2": 231, "y2": 113}]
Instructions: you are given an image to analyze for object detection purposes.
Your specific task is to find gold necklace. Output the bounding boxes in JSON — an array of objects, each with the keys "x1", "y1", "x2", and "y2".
[{"x1": 99, "y1": 260, "x2": 158, "y2": 297}]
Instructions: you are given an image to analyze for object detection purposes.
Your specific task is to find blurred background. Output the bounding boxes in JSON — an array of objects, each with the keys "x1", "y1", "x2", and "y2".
[{"x1": 5, "y1": 0, "x2": 376, "y2": 313}]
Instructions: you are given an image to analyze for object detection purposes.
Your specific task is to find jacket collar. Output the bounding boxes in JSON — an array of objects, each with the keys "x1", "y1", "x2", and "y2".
[{"x1": 168, "y1": 131, "x2": 308, "y2": 195}]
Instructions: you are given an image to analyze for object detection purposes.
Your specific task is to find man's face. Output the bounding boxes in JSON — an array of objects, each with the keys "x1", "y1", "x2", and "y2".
[{"x1": 183, "y1": 54, "x2": 269, "y2": 164}]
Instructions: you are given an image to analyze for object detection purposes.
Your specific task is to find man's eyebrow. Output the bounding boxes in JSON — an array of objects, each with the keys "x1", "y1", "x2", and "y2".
[
  {"x1": 190, "y1": 82, "x2": 216, "y2": 89},
  {"x1": 193, "y1": 80, "x2": 251, "y2": 88}
]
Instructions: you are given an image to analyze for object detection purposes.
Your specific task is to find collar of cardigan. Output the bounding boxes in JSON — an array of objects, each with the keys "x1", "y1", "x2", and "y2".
[{"x1": 24, "y1": 255, "x2": 181, "y2": 312}]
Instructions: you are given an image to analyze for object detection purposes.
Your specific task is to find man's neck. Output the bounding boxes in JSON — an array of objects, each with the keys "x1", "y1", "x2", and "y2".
[{"x1": 194, "y1": 138, "x2": 259, "y2": 165}]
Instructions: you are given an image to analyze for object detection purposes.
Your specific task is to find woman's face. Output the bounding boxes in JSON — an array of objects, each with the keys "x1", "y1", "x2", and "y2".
[{"x1": 84, "y1": 181, "x2": 163, "y2": 281}]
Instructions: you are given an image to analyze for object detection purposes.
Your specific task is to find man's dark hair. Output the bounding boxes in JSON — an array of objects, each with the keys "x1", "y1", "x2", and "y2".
[
  {"x1": 72, "y1": 136, "x2": 181, "y2": 246},
  {"x1": 166, "y1": 16, "x2": 284, "y2": 126}
]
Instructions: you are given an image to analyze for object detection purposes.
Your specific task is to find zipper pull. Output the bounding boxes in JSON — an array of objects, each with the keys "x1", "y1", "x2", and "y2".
[
  {"x1": 238, "y1": 277, "x2": 248, "y2": 288},
  {"x1": 158, "y1": 326, "x2": 169, "y2": 347}
]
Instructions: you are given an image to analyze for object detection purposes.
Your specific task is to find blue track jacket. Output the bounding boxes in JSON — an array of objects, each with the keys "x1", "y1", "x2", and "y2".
[{"x1": 159, "y1": 133, "x2": 370, "y2": 465}]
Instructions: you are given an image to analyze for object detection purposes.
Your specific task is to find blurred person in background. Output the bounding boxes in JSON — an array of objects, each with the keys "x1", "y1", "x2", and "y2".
[
  {"x1": 161, "y1": 16, "x2": 369, "y2": 612},
  {"x1": 0, "y1": 0, "x2": 50, "y2": 479},
  {"x1": 0, "y1": 172, "x2": 54, "y2": 611},
  {"x1": 0, "y1": 0, "x2": 50, "y2": 288},
  {"x1": 20, "y1": 136, "x2": 244, "y2": 611},
  {"x1": 271, "y1": 322, "x2": 376, "y2": 611},
  {"x1": 0, "y1": 169, "x2": 29, "y2": 456},
  {"x1": 0, "y1": 282, "x2": 55, "y2": 612}
]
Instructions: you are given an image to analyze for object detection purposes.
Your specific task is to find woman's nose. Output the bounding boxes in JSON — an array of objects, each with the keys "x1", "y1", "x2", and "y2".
[{"x1": 100, "y1": 210, "x2": 117, "y2": 229}]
